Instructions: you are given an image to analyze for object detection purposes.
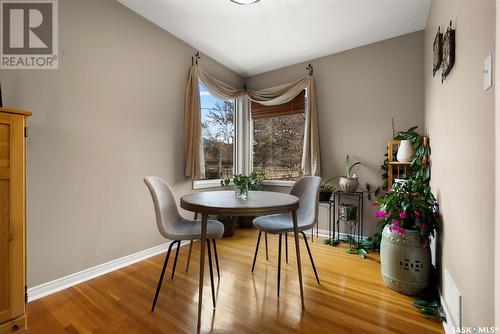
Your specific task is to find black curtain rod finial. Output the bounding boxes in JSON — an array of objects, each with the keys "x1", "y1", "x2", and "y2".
[
  {"x1": 306, "y1": 63, "x2": 313, "y2": 76},
  {"x1": 192, "y1": 51, "x2": 201, "y2": 65}
]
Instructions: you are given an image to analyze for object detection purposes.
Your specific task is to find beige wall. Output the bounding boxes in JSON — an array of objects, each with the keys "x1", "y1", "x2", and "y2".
[
  {"x1": 425, "y1": 0, "x2": 495, "y2": 327},
  {"x1": 0, "y1": 0, "x2": 243, "y2": 286},
  {"x1": 496, "y1": 0, "x2": 500, "y2": 328},
  {"x1": 246, "y1": 32, "x2": 425, "y2": 235}
]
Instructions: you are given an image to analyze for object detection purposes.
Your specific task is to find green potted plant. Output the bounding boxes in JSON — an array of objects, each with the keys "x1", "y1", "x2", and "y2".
[
  {"x1": 321, "y1": 155, "x2": 362, "y2": 194},
  {"x1": 319, "y1": 183, "x2": 335, "y2": 202},
  {"x1": 375, "y1": 175, "x2": 439, "y2": 295}
]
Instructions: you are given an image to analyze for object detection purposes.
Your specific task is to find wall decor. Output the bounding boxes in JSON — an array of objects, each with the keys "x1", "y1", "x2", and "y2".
[
  {"x1": 432, "y1": 27, "x2": 442, "y2": 77},
  {"x1": 442, "y1": 21, "x2": 455, "y2": 82}
]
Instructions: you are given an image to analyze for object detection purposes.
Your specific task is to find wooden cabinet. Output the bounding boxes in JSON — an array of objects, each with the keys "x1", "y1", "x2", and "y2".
[{"x1": 0, "y1": 108, "x2": 31, "y2": 334}]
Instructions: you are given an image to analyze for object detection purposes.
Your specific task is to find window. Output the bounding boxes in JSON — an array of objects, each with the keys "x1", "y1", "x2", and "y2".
[
  {"x1": 199, "y1": 82, "x2": 236, "y2": 180},
  {"x1": 251, "y1": 91, "x2": 305, "y2": 180}
]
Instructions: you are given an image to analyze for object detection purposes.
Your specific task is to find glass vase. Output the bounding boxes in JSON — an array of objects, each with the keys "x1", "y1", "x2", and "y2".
[{"x1": 235, "y1": 184, "x2": 248, "y2": 200}]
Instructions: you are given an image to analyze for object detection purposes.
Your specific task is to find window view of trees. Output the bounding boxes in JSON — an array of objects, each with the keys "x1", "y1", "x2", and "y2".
[
  {"x1": 199, "y1": 82, "x2": 305, "y2": 181},
  {"x1": 253, "y1": 114, "x2": 305, "y2": 180},
  {"x1": 200, "y1": 83, "x2": 235, "y2": 179}
]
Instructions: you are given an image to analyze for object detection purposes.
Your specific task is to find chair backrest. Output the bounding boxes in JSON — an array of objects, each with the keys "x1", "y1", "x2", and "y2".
[
  {"x1": 144, "y1": 176, "x2": 182, "y2": 239},
  {"x1": 289, "y1": 176, "x2": 321, "y2": 229}
]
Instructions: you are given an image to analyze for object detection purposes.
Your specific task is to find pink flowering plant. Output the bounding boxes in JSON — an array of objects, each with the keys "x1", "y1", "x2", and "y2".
[{"x1": 375, "y1": 175, "x2": 439, "y2": 246}]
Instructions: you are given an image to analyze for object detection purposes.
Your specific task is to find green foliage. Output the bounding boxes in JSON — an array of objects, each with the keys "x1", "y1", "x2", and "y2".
[
  {"x1": 220, "y1": 171, "x2": 267, "y2": 192},
  {"x1": 365, "y1": 183, "x2": 382, "y2": 201},
  {"x1": 374, "y1": 175, "x2": 440, "y2": 247},
  {"x1": 380, "y1": 126, "x2": 429, "y2": 190},
  {"x1": 324, "y1": 235, "x2": 374, "y2": 258},
  {"x1": 321, "y1": 154, "x2": 362, "y2": 188},
  {"x1": 346, "y1": 155, "x2": 362, "y2": 178},
  {"x1": 320, "y1": 183, "x2": 335, "y2": 192}
]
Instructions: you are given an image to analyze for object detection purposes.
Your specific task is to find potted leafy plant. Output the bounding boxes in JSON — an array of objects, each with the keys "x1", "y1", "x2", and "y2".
[
  {"x1": 321, "y1": 155, "x2": 362, "y2": 194},
  {"x1": 375, "y1": 175, "x2": 439, "y2": 295},
  {"x1": 319, "y1": 183, "x2": 335, "y2": 202}
]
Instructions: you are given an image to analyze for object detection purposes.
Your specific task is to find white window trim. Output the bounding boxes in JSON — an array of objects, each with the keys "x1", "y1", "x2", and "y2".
[
  {"x1": 193, "y1": 97, "x2": 241, "y2": 190},
  {"x1": 262, "y1": 180, "x2": 296, "y2": 187},
  {"x1": 193, "y1": 96, "x2": 302, "y2": 190},
  {"x1": 192, "y1": 178, "x2": 223, "y2": 190}
]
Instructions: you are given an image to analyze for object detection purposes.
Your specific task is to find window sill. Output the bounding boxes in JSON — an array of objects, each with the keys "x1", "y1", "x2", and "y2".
[
  {"x1": 193, "y1": 179, "x2": 296, "y2": 190},
  {"x1": 262, "y1": 180, "x2": 296, "y2": 187},
  {"x1": 192, "y1": 179, "x2": 223, "y2": 190}
]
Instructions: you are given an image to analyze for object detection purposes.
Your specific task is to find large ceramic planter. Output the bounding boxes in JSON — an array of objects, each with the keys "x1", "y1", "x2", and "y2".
[
  {"x1": 339, "y1": 177, "x2": 359, "y2": 192},
  {"x1": 380, "y1": 225, "x2": 431, "y2": 295}
]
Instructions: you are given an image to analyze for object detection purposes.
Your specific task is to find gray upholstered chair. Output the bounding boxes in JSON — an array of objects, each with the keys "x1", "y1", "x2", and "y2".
[
  {"x1": 252, "y1": 176, "x2": 321, "y2": 296},
  {"x1": 144, "y1": 176, "x2": 224, "y2": 311}
]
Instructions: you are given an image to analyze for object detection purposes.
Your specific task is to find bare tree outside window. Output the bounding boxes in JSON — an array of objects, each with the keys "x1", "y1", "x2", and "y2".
[
  {"x1": 200, "y1": 83, "x2": 235, "y2": 179},
  {"x1": 253, "y1": 113, "x2": 305, "y2": 180}
]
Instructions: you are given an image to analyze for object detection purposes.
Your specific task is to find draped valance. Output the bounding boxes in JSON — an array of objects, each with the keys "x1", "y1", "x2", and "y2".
[{"x1": 184, "y1": 64, "x2": 321, "y2": 179}]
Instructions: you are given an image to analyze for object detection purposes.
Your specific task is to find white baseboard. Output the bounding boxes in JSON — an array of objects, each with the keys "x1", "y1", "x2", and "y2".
[
  {"x1": 312, "y1": 228, "x2": 369, "y2": 241},
  {"x1": 27, "y1": 240, "x2": 189, "y2": 302},
  {"x1": 27, "y1": 229, "x2": 367, "y2": 302},
  {"x1": 440, "y1": 290, "x2": 455, "y2": 334}
]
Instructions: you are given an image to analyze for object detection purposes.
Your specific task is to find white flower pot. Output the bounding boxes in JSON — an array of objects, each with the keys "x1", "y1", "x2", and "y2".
[
  {"x1": 397, "y1": 140, "x2": 414, "y2": 162},
  {"x1": 339, "y1": 177, "x2": 359, "y2": 193}
]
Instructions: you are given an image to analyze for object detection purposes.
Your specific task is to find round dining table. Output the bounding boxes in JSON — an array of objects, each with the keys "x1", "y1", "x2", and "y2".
[{"x1": 180, "y1": 190, "x2": 303, "y2": 329}]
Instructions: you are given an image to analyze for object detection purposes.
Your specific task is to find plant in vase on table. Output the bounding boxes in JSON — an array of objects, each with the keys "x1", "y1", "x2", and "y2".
[
  {"x1": 375, "y1": 175, "x2": 439, "y2": 295},
  {"x1": 221, "y1": 171, "x2": 267, "y2": 228},
  {"x1": 221, "y1": 171, "x2": 266, "y2": 200}
]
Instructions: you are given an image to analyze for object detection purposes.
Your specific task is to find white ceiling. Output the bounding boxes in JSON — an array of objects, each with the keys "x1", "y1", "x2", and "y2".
[{"x1": 119, "y1": 0, "x2": 430, "y2": 77}]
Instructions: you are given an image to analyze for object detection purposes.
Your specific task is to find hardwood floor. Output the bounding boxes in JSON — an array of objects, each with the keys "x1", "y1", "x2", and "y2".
[{"x1": 26, "y1": 228, "x2": 443, "y2": 334}]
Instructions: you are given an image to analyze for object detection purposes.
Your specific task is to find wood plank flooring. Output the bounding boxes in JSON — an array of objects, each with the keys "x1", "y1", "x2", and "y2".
[{"x1": 26, "y1": 228, "x2": 443, "y2": 333}]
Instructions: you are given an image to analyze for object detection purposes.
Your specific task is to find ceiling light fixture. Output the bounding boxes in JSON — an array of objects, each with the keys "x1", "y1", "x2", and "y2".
[{"x1": 230, "y1": 0, "x2": 260, "y2": 5}]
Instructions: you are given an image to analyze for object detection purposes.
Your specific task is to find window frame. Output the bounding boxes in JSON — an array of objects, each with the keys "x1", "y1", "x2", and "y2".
[
  {"x1": 193, "y1": 96, "x2": 241, "y2": 189},
  {"x1": 193, "y1": 94, "x2": 303, "y2": 190}
]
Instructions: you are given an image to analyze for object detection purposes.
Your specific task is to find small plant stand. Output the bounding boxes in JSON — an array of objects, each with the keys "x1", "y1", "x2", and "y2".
[{"x1": 334, "y1": 191, "x2": 364, "y2": 244}]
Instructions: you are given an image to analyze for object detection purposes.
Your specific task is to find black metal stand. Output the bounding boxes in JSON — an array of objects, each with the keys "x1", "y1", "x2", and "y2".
[{"x1": 334, "y1": 191, "x2": 364, "y2": 244}]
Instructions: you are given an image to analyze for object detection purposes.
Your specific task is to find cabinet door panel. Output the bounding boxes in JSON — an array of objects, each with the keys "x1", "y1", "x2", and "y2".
[{"x1": 0, "y1": 113, "x2": 25, "y2": 324}]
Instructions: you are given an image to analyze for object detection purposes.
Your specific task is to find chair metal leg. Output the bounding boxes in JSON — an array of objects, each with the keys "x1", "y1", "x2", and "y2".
[
  {"x1": 212, "y1": 239, "x2": 220, "y2": 280},
  {"x1": 265, "y1": 232, "x2": 269, "y2": 261},
  {"x1": 292, "y1": 211, "x2": 305, "y2": 309},
  {"x1": 277, "y1": 234, "x2": 282, "y2": 297},
  {"x1": 171, "y1": 240, "x2": 181, "y2": 279},
  {"x1": 206, "y1": 239, "x2": 216, "y2": 308},
  {"x1": 285, "y1": 232, "x2": 288, "y2": 264},
  {"x1": 151, "y1": 241, "x2": 176, "y2": 312},
  {"x1": 197, "y1": 214, "x2": 208, "y2": 329},
  {"x1": 301, "y1": 231, "x2": 320, "y2": 284},
  {"x1": 252, "y1": 231, "x2": 262, "y2": 273},
  {"x1": 185, "y1": 240, "x2": 193, "y2": 272}
]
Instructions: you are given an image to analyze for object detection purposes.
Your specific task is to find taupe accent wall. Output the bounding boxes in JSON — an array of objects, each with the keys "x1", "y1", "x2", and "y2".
[
  {"x1": 425, "y1": 0, "x2": 495, "y2": 327},
  {"x1": 246, "y1": 32, "x2": 425, "y2": 236},
  {"x1": 0, "y1": 0, "x2": 243, "y2": 286},
  {"x1": 496, "y1": 0, "x2": 500, "y2": 328}
]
